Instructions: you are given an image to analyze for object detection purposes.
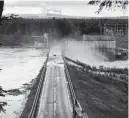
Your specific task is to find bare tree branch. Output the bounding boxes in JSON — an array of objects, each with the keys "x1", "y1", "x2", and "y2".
[
  {"x1": 0, "y1": 0, "x2": 6, "y2": 113},
  {"x1": 1, "y1": 14, "x2": 19, "y2": 24},
  {"x1": 88, "y1": 0, "x2": 128, "y2": 13},
  {"x1": 0, "y1": 102, "x2": 7, "y2": 113},
  {"x1": 0, "y1": 86, "x2": 7, "y2": 113}
]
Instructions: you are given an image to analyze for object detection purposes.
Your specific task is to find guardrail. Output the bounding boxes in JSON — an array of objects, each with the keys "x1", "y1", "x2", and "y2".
[
  {"x1": 27, "y1": 52, "x2": 49, "y2": 118},
  {"x1": 63, "y1": 55, "x2": 88, "y2": 118}
]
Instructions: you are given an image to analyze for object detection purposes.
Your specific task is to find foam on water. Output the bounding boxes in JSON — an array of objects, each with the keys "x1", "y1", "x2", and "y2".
[{"x1": 61, "y1": 39, "x2": 128, "y2": 68}]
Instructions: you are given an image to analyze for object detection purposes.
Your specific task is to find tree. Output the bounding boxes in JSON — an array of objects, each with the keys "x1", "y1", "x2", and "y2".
[
  {"x1": 0, "y1": 1, "x2": 18, "y2": 24},
  {"x1": 88, "y1": 0, "x2": 128, "y2": 13},
  {"x1": 0, "y1": 0, "x2": 7, "y2": 113},
  {"x1": 0, "y1": 1, "x2": 4, "y2": 24},
  {"x1": 0, "y1": 1, "x2": 4, "y2": 18},
  {"x1": 0, "y1": 86, "x2": 7, "y2": 113}
]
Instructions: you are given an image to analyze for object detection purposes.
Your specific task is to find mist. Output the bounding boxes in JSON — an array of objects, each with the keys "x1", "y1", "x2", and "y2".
[{"x1": 60, "y1": 38, "x2": 127, "y2": 68}]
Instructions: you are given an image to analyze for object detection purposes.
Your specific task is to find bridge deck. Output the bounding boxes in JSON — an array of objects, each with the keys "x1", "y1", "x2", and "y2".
[{"x1": 37, "y1": 46, "x2": 72, "y2": 118}]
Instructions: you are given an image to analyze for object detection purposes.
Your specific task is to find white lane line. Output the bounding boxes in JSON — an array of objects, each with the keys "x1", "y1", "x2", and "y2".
[
  {"x1": 54, "y1": 87, "x2": 56, "y2": 118},
  {"x1": 57, "y1": 67, "x2": 64, "y2": 118},
  {"x1": 54, "y1": 66, "x2": 57, "y2": 118},
  {"x1": 51, "y1": 66, "x2": 57, "y2": 118}
]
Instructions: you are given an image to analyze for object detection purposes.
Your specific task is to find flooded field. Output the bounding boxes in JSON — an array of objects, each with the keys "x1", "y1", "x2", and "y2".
[
  {"x1": 0, "y1": 39, "x2": 127, "y2": 118},
  {"x1": 0, "y1": 47, "x2": 48, "y2": 118}
]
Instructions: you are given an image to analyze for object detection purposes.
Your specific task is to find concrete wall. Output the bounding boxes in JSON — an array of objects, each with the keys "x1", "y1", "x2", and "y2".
[{"x1": 82, "y1": 35, "x2": 116, "y2": 61}]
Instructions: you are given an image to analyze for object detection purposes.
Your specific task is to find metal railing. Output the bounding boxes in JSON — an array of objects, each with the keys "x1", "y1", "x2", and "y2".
[
  {"x1": 27, "y1": 52, "x2": 49, "y2": 118},
  {"x1": 63, "y1": 55, "x2": 88, "y2": 118}
]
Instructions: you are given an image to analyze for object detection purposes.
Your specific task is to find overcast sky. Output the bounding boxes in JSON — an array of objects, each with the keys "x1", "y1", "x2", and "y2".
[{"x1": 3, "y1": 0, "x2": 128, "y2": 17}]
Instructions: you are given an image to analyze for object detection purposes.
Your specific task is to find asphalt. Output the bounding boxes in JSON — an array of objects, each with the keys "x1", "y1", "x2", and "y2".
[{"x1": 37, "y1": 46, "x2": 72, "y2": 118}]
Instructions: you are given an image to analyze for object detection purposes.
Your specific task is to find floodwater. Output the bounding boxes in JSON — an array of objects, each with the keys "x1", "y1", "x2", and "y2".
[
  {"x1": 0, "y1": 40, "x2": 127, "y2": 118},
  {"x1": 61, "y1": 40, "x2": 128, "y2": 68},
  {"x1": 0, "y1": 47, "x2": 48, "y2": 118}
]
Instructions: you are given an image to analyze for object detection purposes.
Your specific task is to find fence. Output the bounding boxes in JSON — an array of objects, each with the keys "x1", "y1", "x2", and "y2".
[
  {"x1": 27, "y1": 52, "x2": 49, "y2": 118},
  {"x1": 63, "y1": 38, "x2": 116, "y2": 61},
  {"x1": 63, "y1": 55, "x2": 88, "y2": 118},
  {"x1": 103, "y1": 23, "x2": 128, "y2": 36},
  {"x1": 83, "y1": 35, "x2": 116, "y2": 61}
]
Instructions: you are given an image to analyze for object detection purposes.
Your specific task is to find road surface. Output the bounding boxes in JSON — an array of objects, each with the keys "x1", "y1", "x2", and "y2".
[{"x1": 37, "y1": 46, "x2": 72, "y2": 118}]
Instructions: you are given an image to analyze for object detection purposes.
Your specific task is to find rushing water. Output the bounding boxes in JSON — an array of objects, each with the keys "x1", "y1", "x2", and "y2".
[
  {"x1": 0, "y1": 47, "x2": 48, "y2": 118},
  {"x1": 61, "y1": 40, "x2": 128, "y2": 68}
]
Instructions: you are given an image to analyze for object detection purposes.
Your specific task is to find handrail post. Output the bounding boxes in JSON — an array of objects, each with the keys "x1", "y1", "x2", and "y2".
[
  {"x1": 62, "y1": 54, "x2": 88, "y2": 118},
  {"x1": 73, "y1": 104, "x2": 77, "y2": 118},
  {"x1": 73, "y1": 99, "x2": 78, "y2": 118}
]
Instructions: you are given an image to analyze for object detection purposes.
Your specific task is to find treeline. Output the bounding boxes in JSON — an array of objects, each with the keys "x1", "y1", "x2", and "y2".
[
  {"x1": 0, "y1": 18, "x2": 128, "y2": 36},
  {"x1": 0, "y1": 18, "x2": 128, "y2": 46}
]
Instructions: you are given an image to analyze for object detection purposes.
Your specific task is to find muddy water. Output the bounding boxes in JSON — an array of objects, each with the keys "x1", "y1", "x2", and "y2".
[
  {"x1": 0, "y1": 47, "x2": 48, "y2": 118},
  {"x1": 61, "y1": 40, "x2": 127, "y2": 68}
]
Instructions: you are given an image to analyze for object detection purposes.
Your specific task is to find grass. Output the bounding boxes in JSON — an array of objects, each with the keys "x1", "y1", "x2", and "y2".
[{"x1": 67, "y1": 64, "x2": 128, "y2": 118}]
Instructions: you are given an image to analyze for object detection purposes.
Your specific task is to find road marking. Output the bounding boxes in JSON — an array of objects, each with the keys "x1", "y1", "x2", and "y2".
[
  {"x1": 53, "y1": 68, "x2": 57, "y2": 118},
  {"x1": 37, "y1": 47, "x2": 73, "y2": 118}
]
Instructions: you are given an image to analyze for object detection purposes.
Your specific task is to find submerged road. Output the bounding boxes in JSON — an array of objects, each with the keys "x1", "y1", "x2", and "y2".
[{"x1": 37, "y1": 46, "x2": 72, "y2": 118}]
